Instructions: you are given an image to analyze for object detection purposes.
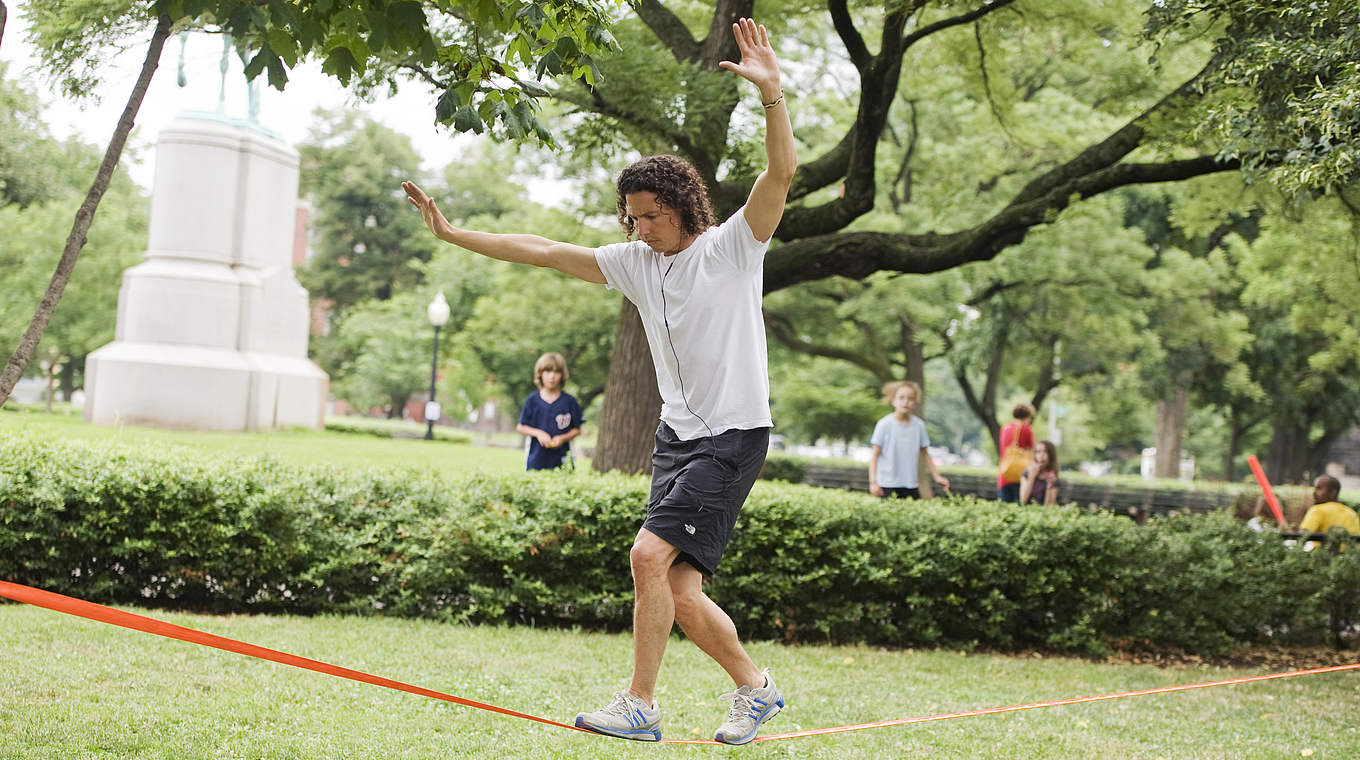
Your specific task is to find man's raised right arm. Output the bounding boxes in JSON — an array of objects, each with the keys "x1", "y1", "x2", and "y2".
[{"x1": 402, "y1": 181, "x2": 606, "y2": 284}]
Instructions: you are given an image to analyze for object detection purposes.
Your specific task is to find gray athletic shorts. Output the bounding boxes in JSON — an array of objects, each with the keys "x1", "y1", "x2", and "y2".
[{"x1": 642, "y1": 422, "x2": 770, "y2": 577}]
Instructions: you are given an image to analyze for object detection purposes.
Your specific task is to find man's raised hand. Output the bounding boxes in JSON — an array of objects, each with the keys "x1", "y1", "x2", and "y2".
[{"x1": 718, "y1": 18, "x2": 782, "y2": 102}]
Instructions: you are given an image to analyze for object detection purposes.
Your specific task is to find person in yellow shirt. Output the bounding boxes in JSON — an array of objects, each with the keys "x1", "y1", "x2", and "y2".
[{"x1": 1297, "y1": 475, "x2": 1360, "y2": 539}]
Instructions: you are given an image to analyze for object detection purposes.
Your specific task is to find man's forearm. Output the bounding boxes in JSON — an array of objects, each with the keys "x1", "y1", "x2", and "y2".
[
  {"x1": 439, "y1": 227, "x2": 557, "y2": 266},
  {"x1": 760, "y1": 91, "x2": 797, "y2": 184}
]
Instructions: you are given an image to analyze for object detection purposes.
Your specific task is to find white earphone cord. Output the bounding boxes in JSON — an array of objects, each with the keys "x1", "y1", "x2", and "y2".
[{"x1": 658, "y1": 257, "x2": 715, "y2": 440}]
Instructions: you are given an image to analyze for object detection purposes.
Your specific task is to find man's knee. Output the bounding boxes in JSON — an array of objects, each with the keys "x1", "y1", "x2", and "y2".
[{"x1": 631, "y1": 530, "x2": 677, "y2": 580}]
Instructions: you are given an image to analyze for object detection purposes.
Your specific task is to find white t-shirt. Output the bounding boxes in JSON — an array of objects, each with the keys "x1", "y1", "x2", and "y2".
[
  {"x1": 871, "y1": 413, "x2": 931, "y2": 488},
  {"x1": 594, "y1": 208, "x2": 772, "y2": 441}
]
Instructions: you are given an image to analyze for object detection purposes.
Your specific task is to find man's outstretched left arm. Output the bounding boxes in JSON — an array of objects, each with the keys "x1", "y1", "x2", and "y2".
[{"x1": 720, "y1": 18, "x2": 797, "y2": 243}]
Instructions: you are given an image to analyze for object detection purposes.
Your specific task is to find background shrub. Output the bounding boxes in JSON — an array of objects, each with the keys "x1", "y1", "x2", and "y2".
[
  {"x1": 323, "y1": 416, "x2": 470, "y2": 443},
  {"x1": 2, "y1": 429, "x2": 1353, "y2": 655},
  {"x1": 760, "y1": 454, "x2": 807, "y2": 484}
]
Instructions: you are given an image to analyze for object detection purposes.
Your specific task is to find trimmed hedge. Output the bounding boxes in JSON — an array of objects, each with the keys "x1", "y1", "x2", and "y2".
[
  {"x1": 324, "y1": 416, "x2": 471, "y2": 443},
  {"x1": 760, "y1": 454, "x2": 1324, "y2": 521},
  {"x1": 2, "y1": 430, "x2": 1356, "y2": 655}
]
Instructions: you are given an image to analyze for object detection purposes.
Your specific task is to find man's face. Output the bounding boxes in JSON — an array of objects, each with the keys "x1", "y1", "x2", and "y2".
[
  {"x1": 1313, "y1": 477, "x2": 1337, "y2": 503},
  {"x1": 624, "y1": 191, "x2": 689, "y2": 255}
]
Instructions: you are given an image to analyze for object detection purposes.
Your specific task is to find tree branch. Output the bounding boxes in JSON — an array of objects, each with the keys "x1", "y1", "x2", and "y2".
[
  {"x1": 902, "y1": 0, "x2": 1019, "y2": 52},
  {"x1": 633, "y1": 0, "x2": 700, "y2": 62},
  {"x1": 954, "y1": 333, "x2": 1007, "y2": 451},
  {"x1": 763, "y1": 310, "x2": 895, "y2": 379},
  {"x1": 829, "y1": 0, "x2": 870, "y2": 71},
  {"x1": 765, "y1": 153, "x2": 1239, "y2": 292},
  {"x1": 974, "y1": 22, "x2": 1016, "y2": 143},
  {"x1": 786, "y1": 132, "x2": 853, "y2": 202},
  {"x1": 697, "y1": 0, "x2": 751, "y2": 68},
  {"x1": 888, "y1": 99, "x2": 919, "y2": 212},
  {"x1": 1030, "y1": 333, "x2": 1060, "y2": 413},
  {"x1": 774, "y1": 7, "x2": 912, "y2": 239},
  {"x1": 1006, "y1": 57, "x2": 1217, "y2": 208},
  {"x1": 1, "y1": 1, "x2": 8, "y2": 53}
]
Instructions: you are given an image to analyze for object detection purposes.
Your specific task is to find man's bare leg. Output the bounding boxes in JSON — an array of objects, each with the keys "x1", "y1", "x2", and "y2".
[
  {"x1": 669, "y1": 562, "x2": 763, "y2": 688},
  {"x1": 627, "y1": 528, "x2": 680, "y2": 704}
]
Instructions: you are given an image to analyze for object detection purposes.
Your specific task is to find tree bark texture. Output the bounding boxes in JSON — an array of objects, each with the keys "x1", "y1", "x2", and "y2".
[
  {"x1": 592, "y1": 299, "x2": 662, "y2": 475},
  {"x1": 1225, "y1": 414, "x2": 1242, "y2": 482},
  {"x1": 59, "y1": 358, "x2": 77, "y2": 401},
  {"x1": 1266, "y1": 421, "x2": 1313, "y2": 485},
  {"x1": 0, "y1": 14, "x2": 171, "y2": 406},
  {"x1": 1154, "y1": 386, "x2": 1188, "y2": 479}
]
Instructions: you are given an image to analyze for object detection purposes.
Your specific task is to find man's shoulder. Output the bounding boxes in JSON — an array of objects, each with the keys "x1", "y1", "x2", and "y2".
[
  {"x1": 696, "y1": 208, "x2": 763, "y2": 252},
  {"x1": 595, "y1": 239, "x2": 651, "y2": 259}
]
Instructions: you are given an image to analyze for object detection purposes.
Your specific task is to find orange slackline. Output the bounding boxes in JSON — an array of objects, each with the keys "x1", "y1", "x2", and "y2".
[{"x1": 2, "y1": 580, "x2": 1356, "y2": 746}]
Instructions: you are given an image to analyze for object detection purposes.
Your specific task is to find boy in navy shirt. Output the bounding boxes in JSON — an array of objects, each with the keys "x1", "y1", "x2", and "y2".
[{"x1": 516, "y1": 352, "x2": 584, "y2": 470}]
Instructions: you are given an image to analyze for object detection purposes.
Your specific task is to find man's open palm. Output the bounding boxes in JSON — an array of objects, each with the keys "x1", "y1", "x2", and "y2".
[{"x1": 719, "y1": 18, "x2": 781, "y2": 94}]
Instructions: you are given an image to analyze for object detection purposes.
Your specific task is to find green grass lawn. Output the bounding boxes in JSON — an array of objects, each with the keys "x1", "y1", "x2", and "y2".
[
  {"x1": 4, "y1": 409, "x2": 1358, "y2": 757},
  {"x1": 1, "y1": 604, "x2": 1356, "y2": 759},
  {"x1": 0, "y1": 408, "x2": 532, "y2": 475}
]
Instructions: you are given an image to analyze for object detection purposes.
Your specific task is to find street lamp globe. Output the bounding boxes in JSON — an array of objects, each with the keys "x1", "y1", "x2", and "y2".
[
  {"x1": 427, "y1": 291, "x2": 451, "y2": 327},
  {"x1": 424, "y1": 291, "x2": 450, "y2": 440}
]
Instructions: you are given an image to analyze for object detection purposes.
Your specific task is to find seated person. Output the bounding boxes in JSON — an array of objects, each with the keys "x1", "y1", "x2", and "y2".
[
  {"x1": 1297, "y1": 475, "x2": 1359, "y2": 548},
  {"x1": 1019, "y1": 440, "x2": 1060, "y2": 506}
]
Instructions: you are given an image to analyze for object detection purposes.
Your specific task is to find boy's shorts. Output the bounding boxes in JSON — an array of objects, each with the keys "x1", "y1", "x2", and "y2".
[{"x1": 642, "y1": 423, "x2": 770, "y2": 577}]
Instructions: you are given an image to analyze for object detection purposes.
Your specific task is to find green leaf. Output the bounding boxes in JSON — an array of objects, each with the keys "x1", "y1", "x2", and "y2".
[
  {"x1": 296, "y1": 19, "x2": 326, "y2": 52},
  {"x1": 266, "y1": 29, "x2": 298, "y2": 68},
  {"x1": 452, "y1": 106, "x2": 484, "y2": 134},
  {"x1": 533, "y1": 50, "x2": 562, "y2": 80},
  {"x1": 554, "y1": 36, "x2": 579, "y2": 61},
  {"x1": 515, "y1": 3, "x2": 548, "y2": 32},
  {"x1": 435, "y1": 88, "x2": 460, "y2": 123},
  {"x1": 321, "y1": 46, "x2": 358, "y2": 85},
  {"x1": 242, "y1": 47, "x2": 269, "y2": 82},
  {"x1": 366, "y1": 10, "x2": 390, "y2": 52},
  {"x1": 265, "y1": 52, "x2": 288, "y2": 91},
  {"x1": 388, "y1": 0, "x2": 426, "y2": 35}
]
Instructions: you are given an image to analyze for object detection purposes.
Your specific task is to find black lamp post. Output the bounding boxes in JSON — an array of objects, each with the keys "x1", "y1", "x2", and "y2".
[{"x1": 424, "y1": 291, "x2": 450, "y2": 440}]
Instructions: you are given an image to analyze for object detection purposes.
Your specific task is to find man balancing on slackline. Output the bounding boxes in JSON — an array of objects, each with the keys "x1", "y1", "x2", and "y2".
[{"x1": 401, "y1": 17, "x2": 795, "y2": 744}]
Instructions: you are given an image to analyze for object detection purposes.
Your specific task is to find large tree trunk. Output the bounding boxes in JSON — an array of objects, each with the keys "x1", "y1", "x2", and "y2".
[
  {"x1": 1154, "y1": 386, "x2": 1188, "y2": 479},
  {"x1": 900, "y1": 315, "x2": 926, "y2": 403},
  {"x1": 593, "y1": 300, "x2": 661, "y2": 475},
  {"x1": 0, "y1": 14, "x2": 171, "y2": 406},
  {"x1": 902, "y1": 317, "x2": 933, "y2": 500},
  {"x1": 1225, "y1": 413, "x2": 1242, "y2": 482},
  {"x1": 59, "y1": 356, "x2": 78, "y2": 401},
  {"x1": 1265, "y1": 419, "x2": 1313, "y2": 484},
  {"x1": 1, "y1": 2, "x2": 8, "y2": 53}
]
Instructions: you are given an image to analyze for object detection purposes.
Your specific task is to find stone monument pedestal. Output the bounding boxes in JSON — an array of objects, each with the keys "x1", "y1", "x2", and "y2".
[{"x1": 85, "y1": 114, "x2": 327, "y2": 431}]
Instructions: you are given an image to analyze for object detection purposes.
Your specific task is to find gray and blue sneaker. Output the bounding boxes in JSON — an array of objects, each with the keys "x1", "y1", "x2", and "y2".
[
  {"x1": 575, "y1": 691, "x2": 662, "y2": 742},
  {"x1": 714, "y1": 669, "x2": 784, "y2": 745}
]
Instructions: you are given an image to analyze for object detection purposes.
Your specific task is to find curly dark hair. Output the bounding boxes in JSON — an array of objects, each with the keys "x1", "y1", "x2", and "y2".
[{"x1": 614, "y1": 155, "x2": 716, "y2": 240}]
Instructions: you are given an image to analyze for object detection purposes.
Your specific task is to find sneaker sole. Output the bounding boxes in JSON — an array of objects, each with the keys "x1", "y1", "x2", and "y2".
[
  {"x1": 574, "y1": 716, "x2": 661, "y2": 742},
  {"x1": 714, "y1": 698, "x2": 784, "y2": 745}
]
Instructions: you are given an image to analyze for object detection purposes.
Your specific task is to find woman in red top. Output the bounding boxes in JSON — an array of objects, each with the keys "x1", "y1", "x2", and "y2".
[{"x1": 996, "y1": 403, "x2": 1035, "y2": 502}]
